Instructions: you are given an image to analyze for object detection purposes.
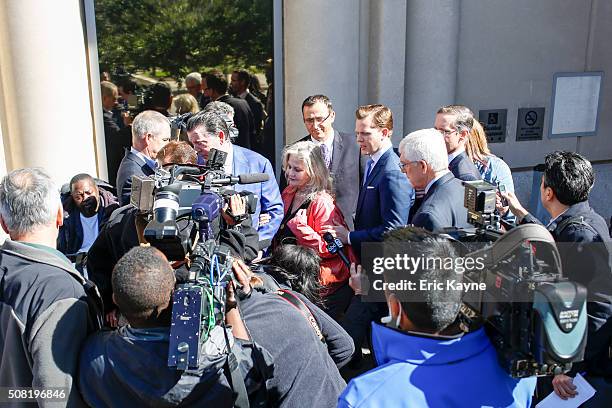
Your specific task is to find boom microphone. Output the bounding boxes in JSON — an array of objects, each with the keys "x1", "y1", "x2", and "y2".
[
  {"x1": 323, "y1": 232, "x2": 350, "y2": 267},
  {"x1": 238, "y1": 173, "x2": 269, "y2": 184},
  {"x1": 210, "y1": 173, "x2": 270, "y2": 186}
]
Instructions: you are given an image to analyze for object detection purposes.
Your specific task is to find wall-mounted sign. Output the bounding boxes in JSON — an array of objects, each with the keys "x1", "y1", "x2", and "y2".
[
  {"x1": 478, "y1": 109, "x2": 507, "y2": 143},
  {"x1": 516, "y1": 107, "x2": 545, "y2": 141},
  {"x1": 549, "y1": 72, "x2": 603, "y2": 138}
]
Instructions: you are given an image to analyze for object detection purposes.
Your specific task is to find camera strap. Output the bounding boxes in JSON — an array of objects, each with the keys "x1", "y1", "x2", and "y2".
[{"x1": 276, "y1": 289, "x2": 325, "y2": 343}]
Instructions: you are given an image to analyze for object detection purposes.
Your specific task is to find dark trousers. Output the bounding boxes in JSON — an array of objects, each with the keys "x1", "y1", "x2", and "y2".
[
  {"x1": 340, "y1": 295, "x2": 387, "y2": 356},
  {"x1": 322, "y1": 283, "x2": 354, "y2": 322}
]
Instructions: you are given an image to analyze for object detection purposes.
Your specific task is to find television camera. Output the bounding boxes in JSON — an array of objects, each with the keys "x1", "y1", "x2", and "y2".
[
  {"x1": 130, "y1": 149, "x2": 268, "y2": 370},
  {"x1": 444, "y1": 180, "x2": 587, "y2": 378}
]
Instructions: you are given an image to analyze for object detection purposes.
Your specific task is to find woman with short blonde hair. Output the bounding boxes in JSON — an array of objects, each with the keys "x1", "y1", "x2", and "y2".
[{"x1": 274, "y1": 141, "x2": 356, "y2": 319}]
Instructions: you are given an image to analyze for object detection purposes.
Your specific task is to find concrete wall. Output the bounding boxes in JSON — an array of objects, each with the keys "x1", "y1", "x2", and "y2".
[
  {"x1": 455, "y1": 0, "x2": 612, "y2": 168},
  {"x1": 283, "y1": 0, "x2": 361, "y2": 143},
  {"x1": 282, "y1": 0, "x2": 612, "y2": 221}
]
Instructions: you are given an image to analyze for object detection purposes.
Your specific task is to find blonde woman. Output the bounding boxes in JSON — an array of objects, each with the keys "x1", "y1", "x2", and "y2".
[
  {"x1": 274, "y1": 141, "x2": 357, "y2": 319},
  {"x1": 466, "y1": 121, "x2": 515, "y2": 218},
  {"x1": 173, "y1": 93, "x2": 200, "y2": 115}
]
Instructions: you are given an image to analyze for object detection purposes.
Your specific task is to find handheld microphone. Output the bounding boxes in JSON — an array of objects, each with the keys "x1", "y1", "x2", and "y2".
[{"x1": 323, "y1": 232, "x2": 350, "y2": 267}]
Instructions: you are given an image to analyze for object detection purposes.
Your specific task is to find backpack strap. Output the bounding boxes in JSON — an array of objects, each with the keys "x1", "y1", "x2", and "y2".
[
  {"x1": 556, "y1": 215, "x2": 599, "y2": 237},
  {"x1": 276, "y1": 289, "x2": 325, "y2": 343}
]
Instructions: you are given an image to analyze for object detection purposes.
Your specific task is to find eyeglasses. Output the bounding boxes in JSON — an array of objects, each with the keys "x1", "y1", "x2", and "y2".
[
  {"x1": 437, "y1": 128, "x2": 457, "y2": 137},
  {"x1": 398, "y1": 161, "x2": 419, "y2": 171},
  {"x1": 304, "y1": 111, "x2": 332, "y2": 126}
]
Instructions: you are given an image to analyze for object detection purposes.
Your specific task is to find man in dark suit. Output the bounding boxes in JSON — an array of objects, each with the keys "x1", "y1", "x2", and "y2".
[
  {"x1": 323, "y1": 105, "x2": 412, "y2": 364},
  {"x1": 186, "y1": 109, "x2": 283, "y2": 249},
  {"x1": 203, "y1": 70, "x2": 254, "y2": 149},
  {"x1": 399, "y1": 128, "x2": 470, "y2": 232},
  {"x1": 231, "y1": 70, "x2": 266, "y2": 153},
  {"x1": 284, "y1": 95, "x2": 363, "y2": 230},
  {"x1": 116, "y1": 110, "x2": 170, "y2": 205},
  {"x1": 325, "y1": 104, "x2": 413, "y2": 255},
  {"x1": 434, "y1": 105, "x2": 481, "y2": 181},
  {"x1": 101, "y1": 81, "x2": 131, "y2": 185}
]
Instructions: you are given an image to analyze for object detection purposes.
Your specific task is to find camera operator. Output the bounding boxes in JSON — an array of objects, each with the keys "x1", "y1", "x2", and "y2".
[
  {"x1": 186, "y1": 108, "x2": 283, "y2": 250},
  {"x1": 232, "y1": 257, "x2": 354, "y2": 408},
  {"x1": 79, "y1": 246, "x2": 272, "y2": 407},
  {"x1": 339, "y1": 227, "x2": 536, "y2": 407},
  {"x1": 87, "y1": 143, "x2": 259, "y2": 326},
  {"x1": 502, "y1": 151, "x2": 612, "y2": 404}
]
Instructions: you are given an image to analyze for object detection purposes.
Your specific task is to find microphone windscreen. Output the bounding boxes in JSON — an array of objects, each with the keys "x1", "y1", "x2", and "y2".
[{"x1": 238, "y1": 173, "x2": 270, "y2": 184}]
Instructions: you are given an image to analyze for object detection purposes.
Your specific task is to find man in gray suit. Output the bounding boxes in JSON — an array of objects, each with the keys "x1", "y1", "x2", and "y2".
[
  {"x1": 116, "y1": 110, "x2": 170, "y2": 205},
  {"x1": 289, "y1": 94, "x2": 364, "y2": 230}
]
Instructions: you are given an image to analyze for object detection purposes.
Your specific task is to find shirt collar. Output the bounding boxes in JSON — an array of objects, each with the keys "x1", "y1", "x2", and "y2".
[
  {"x1": 370, "y1": 139, "x2": 393, "y2": 165},
  {"x1": 424, "y1": 170, "x2": 450, "y2": 194},
  {"x1": 130, "y1": 147, "x2": 157, "y2": 170},
  {"x1": 310, "y1": 132, "x2": 335, "y2": 151},
  {"x1": 224, "y1": 144, "x2": 234, "y2": 175},
  {"x1": 448, "y1": 147, "x2": 465, "y2": 164},
  {"x1": 371, "y1": 322, "x2": 491, "y2": 366}
]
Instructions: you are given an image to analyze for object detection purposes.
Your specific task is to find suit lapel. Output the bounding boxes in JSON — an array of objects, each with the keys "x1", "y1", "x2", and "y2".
[
  {"x1": 330, "y1": 130, "x2": 342, "y2": 174},
  {"x1": 422, "y1": 172, "x2": 453, "y2": 202},
  {"x1": 356, "y1": 149, "x2": 391, "y2": 215}
]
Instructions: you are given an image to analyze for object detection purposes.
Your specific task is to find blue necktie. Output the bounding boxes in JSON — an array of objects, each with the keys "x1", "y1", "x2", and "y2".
[{"x1": 363, "y1": 158, "x2": 374, "y2": 186}]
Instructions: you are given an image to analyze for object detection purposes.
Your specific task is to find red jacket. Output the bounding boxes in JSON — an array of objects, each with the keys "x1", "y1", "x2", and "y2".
[{"x1": 281, "y1": 188, "x2": 357, "y2": 292}]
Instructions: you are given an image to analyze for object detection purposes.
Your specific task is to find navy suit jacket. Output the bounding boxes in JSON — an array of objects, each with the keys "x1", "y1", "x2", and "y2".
[
  {"x1": 412, "y1": 172, "x2": 470, "y2": 232},
  {"x1": 231, "y1": 145, "x2": 283, "y2": 246},
  {"x1": 449, "y1": 151, "x2": 481, "y2": 181},
  {"x1": 116, "y1": 149, "x2": 156, "y2": 206},
  {"x1": 351, "y1": 148, "x2": 413, "y2": 257},
  {"x1": 286, "y1": 130, "x2": 365, "y2": 230}
]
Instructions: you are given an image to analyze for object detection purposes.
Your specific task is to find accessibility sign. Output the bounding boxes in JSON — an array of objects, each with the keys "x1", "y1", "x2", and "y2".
[
  {"x1": 478, "y1": 109, "x2": 507, "y2": 143},
  {"x1": 516, "y1": 107, "x2": 545, "y2": 141}
]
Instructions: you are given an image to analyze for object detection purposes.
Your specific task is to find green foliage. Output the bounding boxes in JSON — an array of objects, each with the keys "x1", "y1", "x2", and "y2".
[{"x1": 95, "y1": 0, "x2": 272, "y2": 80}]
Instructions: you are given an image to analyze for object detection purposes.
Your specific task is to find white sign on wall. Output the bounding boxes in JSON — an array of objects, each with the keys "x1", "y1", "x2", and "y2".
[{"x1": 549, "y1": 72, "x2": 603, "y2": 138}]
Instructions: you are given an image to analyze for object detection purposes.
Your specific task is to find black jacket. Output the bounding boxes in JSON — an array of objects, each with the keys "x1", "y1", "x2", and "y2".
[
  {"x1": 87, "y1": 205, "x2": 260, "y2": 313},
  {"x1": 57, "y1": 188, "x2": 119, "y2": 256},
  {"x1": 0, "y1": 241, "x2": 102, "y2": 404},
  {"x1": 244, "y1": 92, "x2": 265, "y2": 136},
  {"x1": 522, "y1": 201, "x2": 612, "y2": 376},
  {"x1": 217, "y1": 95, "x2": 255, "y2": 150},
  {"x1": 79, "y1": 325, "x2": 272, "y2": 407},
  {"x1": 103, "y1": 110, "x2": 131, "y2": 185},
  {"x1": 449, "y1": 151, "x2": 481, "y2": 181}
]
